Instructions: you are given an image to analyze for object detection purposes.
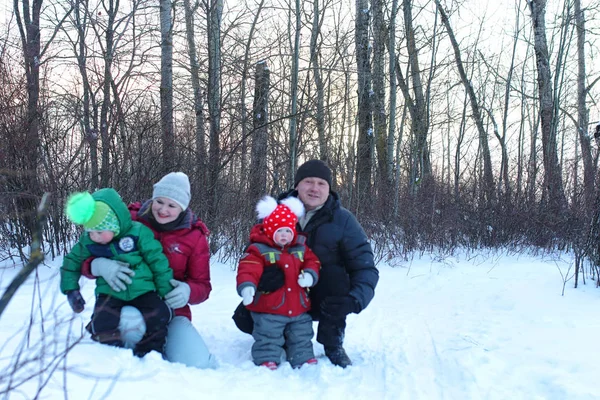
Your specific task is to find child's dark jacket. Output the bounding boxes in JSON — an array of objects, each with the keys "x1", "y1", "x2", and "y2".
[{"x1": 236, "y1": 224, "x2": 320, "y2": 317}]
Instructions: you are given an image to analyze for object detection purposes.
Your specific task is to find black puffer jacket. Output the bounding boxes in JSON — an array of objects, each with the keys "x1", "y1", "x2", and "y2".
[{"x1": 279, "y1": 190, "x2": 379, "y2": 318}]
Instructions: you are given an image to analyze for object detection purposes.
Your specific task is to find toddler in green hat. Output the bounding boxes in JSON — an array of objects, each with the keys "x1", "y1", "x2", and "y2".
[{"x1": 60, "y1": 187, "x2": 174, "y2": 358}]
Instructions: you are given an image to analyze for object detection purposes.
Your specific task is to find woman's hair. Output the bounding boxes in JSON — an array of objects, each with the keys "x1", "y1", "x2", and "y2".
[{"x1": 140, "y1": 201, "x2": 154, "y2": 218}]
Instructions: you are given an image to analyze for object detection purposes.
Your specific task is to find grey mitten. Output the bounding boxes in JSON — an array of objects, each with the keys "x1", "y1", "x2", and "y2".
[
  {"x1": 164, "y1": 279, "x2": 191, "y2": 309},
  {"x1": 91, "y1": 257, "x2": 135, "y2": 292}
]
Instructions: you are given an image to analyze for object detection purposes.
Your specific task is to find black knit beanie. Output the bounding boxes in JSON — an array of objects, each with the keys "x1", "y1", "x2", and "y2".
[{"x1": 294, "y1": 159, "x2": 332, "y2": 188}]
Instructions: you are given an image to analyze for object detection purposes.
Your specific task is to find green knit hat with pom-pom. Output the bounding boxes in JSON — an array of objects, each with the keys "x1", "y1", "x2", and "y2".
[{"x1": 66, "y1": 192, "x2": 120, "y2": 235}]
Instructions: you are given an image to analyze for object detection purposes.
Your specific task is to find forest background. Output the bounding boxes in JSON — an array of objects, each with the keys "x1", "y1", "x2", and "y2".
[{"x1": 1, "y1": 0, "x2": 600, "y2": 285}]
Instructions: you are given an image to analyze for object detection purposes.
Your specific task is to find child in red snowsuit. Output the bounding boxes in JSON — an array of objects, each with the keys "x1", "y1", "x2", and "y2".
[{"x1": 236, "y1": 196, "x2": 321, "y2": 370}]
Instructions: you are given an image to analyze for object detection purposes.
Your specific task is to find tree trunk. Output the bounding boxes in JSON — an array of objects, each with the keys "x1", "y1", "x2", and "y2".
[
  {"x1": 574, "y1": 0, "x2": 593, "y2": 213},
  {"x1": 160, "y1": 0, "x2": 175, "y2": 173},
  {"x1": 529, "y1": 0, "x2": 566, "y2": 213},
  {"x1": 371, "y1": 0, "x2": 390, "y2": 192},
  {"x1": 207, "y1": 0, "x2": 222, "y2": 232},
  {"x1": 74, "y1": 0, "x2": 99, "y2": 189},
  {"x1": 388, "y1": 0, "x2": 399, "y2": 191},
  {"x1": 183, "y1": 0, "x2": 207, "y2": 199},
  {"x1": 239, "y1": 0, "x2": 266, "y2": 190},
  {"x1": 13, "y1": 0, "x2": 43, "y2": 241},
  {"x1": 99, "y1": 0, "x2": 116, "y2": 187},
  {"x1": 435, "y1": 0, "x2": 495, "y2": 206},
  {"x1": 249, "y1": 62, "x2": 270, "y2": 203},
  {"x1": 354, "y1": 0, "x2": 373, "y2": 213},
  {"x1": 403, "y1": 0, "x2": 431, "y2": 194},
  {"x1": 288, "y1": 0, "x2": 301, "y2": 186},
  {"x1": 309, "y1": 0, "x2": 327, "y2": 162}
]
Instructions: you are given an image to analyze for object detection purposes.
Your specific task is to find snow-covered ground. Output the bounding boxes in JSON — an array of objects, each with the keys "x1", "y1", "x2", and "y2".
[{"x1": 0, "y1": 249, "x2": 598, "y2": 400}]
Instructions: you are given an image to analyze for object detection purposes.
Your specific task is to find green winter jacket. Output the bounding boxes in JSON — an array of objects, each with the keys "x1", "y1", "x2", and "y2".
[{"x1": 60, "y1": 188, "x2": 173, "y2": 300}]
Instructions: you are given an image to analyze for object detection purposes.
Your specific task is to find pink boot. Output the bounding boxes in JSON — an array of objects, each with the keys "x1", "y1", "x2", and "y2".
[
  {"x1": 294, "y1": 358, "x2": 318, "y2": 368},
  {"x1": 261, "y1": 361, "x2": 278, "y2": 370}
]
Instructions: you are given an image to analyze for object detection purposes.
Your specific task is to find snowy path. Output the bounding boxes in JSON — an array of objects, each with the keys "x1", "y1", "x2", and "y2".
[{"x1": 0, "y1": 250, "x2": 598, "y2": 399}]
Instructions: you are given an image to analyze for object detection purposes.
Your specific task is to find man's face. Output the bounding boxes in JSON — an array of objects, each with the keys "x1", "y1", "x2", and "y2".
[{"x1": 296, "y1": 177, "x2": 329, "y2": 211}]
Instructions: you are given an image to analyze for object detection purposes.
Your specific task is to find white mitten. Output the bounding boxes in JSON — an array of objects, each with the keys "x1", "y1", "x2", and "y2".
[
  {"x1": 91, "y1": 258, "x2": 135, "y2": 292},
  {"x1": 297, "y1": 272, "x2": 313, "y2": 288},
  {"x1": 164, "y1": 279, "x2": 191, "y2": 309},
  {"x1": 241, "y1": 287, "x2": 256, "y2": 306}
]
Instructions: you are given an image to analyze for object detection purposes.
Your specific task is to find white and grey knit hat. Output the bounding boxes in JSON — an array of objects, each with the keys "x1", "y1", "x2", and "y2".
[{"x1": 152, "y1": 172, "x2": 191, "y2": 210}]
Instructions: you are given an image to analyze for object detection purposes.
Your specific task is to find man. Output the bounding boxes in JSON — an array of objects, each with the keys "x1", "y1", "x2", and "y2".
[{"x1": 233, "y1": 159, "x2": 379, "y2": 368}]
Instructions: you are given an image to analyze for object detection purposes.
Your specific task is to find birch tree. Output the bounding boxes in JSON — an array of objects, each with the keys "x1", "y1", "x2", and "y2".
[
  {"x1": 529, "y1": 0, "x2": 566, "y2": 213},
  {"x1": 371, "y1": 0, "x2": 390, "y2": 189},
  {"x1": 574, "y1": 0, "x2": 594, "y2": 212}
]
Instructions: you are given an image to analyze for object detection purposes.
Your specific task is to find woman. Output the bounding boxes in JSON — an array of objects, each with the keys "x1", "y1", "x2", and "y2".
[{"x1": 82, "y1": 172, "x2": 215, "y2": 368}]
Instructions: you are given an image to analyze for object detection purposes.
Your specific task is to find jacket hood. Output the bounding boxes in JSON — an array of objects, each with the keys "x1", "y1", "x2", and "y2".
[{"x1": 92, "y1": 188, "x2": 132, "y2": 236}]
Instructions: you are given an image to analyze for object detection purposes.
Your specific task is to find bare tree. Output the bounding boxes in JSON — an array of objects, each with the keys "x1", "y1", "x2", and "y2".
[
  {"x1": 71, "y1": 0, "x2": 99, "y2": 189},
  {"x1": 574, "y1": 0, "x2": 594, "y2": 212},
  {"x1": 388, "y1": 0, "x2": 399, "y2": 193},
  {"x1": 288, "y1": 0, "x2": 301, "y2": 185},
  {"x1": 354, "y1": 0, "x2": 373, "y2": 213},
  {"x1": 529, "y1": 0, "x2": 566, "y2": 214},
  {"x1": 309, "y1": 0, "x2": 327, "y2": 161},
  {"x1": 97, "y1": 0, "x2": 117, "y2": 187},
  {"x1": 435, "y1": 0, "x2": 495, "y2": 206},
  {"x1": 238, "y1": 0, "x2": 266, "y2": 188},
  {"x1": 206, "y1": 0, "x2": 223, "y2": 232},
  {"x1": 183, "y1": 0, "x2": 207, "y2": 193},
  {"x1": 12, "y1": 0, "x2": 44, "y2": 240},
  {"x1": 371, "y1": 0, "x2": 390, "y2": 192},
  {"x1": 160, "y1": 0, "x2": 175, "y2": 172},
  {"x1": 401, "y1": 0, "x2": 431, "y2": 194},
  {"x1": 249, "y1": 61, "x2": 270, "y2": 203}
]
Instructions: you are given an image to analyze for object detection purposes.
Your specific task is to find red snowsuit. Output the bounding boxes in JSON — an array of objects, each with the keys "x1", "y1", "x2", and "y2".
[{"x1": 236, "y1": 224, "x2": 320, "y2": 317}]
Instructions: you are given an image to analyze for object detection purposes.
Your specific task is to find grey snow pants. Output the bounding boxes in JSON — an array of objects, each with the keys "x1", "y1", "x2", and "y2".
[{"x1": 251, "y1": 311, "x2": 315, "y2": 367}]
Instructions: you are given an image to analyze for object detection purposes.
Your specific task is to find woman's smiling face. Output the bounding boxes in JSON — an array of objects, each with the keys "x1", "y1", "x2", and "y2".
[{"x1": 151, "y1": 197, "x2": 183, "y2": 224}]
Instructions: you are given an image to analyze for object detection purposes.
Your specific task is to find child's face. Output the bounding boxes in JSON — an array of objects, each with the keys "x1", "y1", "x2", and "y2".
[
  {"x1": 88, "y1": 230, "x2": 115, "y2": 244},
  {"x1": 273, "y1": 227, "x2": 294, "y2": 246},
  {"x1": 152, "y1": 197, "x2": 183, "y2": 224}
]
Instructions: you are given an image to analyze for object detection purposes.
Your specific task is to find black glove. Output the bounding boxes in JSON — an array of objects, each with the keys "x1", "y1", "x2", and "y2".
[
  {"x1": 320, "y1": 296, "x2": 359, "y2": 320},
  {"x1": 232, "y1": 301, "x2": 254, "y2": 335},
  {"x1": 257, "y1": 266, "x2": 285, "y2": 292},
  {"x1": 66, "y1": 290, "x2": 85, "y2": 313}
]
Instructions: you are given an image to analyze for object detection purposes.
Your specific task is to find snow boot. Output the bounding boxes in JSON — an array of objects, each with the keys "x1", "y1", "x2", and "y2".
[
  {"x1": 260, "y1": 361, "x2": 278, "y2": 370},
  {"x1": 324, "y1": 346, "x2": 352, "y2": 368}
]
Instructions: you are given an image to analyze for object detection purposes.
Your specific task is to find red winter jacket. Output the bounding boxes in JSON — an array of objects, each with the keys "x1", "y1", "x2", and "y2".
[
  {"x1": 82, "y1": 200, "x2": 212, "y2": 320},
  {"x1": 236, "y1": 224, "x2": 320, "y2": 317}
]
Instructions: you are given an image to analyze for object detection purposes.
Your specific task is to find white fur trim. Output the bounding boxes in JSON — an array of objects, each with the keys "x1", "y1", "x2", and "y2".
[
  {"x1": 280, "y1": 196, "x2": 305, "y2": 218},
  {"x1": 256, "y1": 196, "x2": 278, "y2": 219}
]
